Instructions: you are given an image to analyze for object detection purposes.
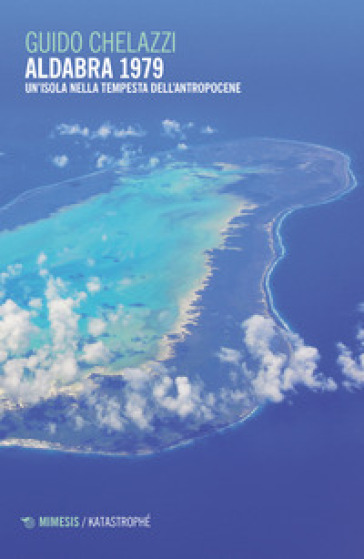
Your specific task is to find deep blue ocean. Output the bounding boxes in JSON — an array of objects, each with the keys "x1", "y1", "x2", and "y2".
[{"x1": 1, "y1": 0, "x2": 364, "y2": 557}]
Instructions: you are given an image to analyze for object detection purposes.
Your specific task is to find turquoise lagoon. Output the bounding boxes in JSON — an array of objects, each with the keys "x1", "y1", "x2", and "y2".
[{"x1": 0, "y1": 163, "x2": 247, "y2": 372}]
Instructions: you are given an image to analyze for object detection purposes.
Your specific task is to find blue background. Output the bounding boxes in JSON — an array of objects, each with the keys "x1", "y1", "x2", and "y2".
[{"x1": 1, "y1": 0, "x2": 364, "y2": 557}]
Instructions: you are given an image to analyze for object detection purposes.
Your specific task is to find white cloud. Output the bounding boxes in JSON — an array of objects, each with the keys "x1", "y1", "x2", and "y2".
[
  {"x1": 0, "y1": 339, "x2": 75, "y2": 406},
  {"x1": 45, "y1": 276, "x2": 80, "y2": 352},
  {"x1": 56, "y1": 123, "x2": 89, "y2": 137},
  {"x1": 95, "y1": 153, "x2": 114, "y2": 169},
  {"x1": 29, "y1": 298, "x2": 42, "y2": 310},
  {"x1": 81, "y1": 341, "x2": 111, "y2": 365},
  {"x1": 107, "y1": 304, "x2": 124, "y2": 323},
  {"x1": 162, "y1": 119, "x2": 182, "y2": 138},
  {"x1": 94, "y1": 396, "x2": 124, "y2": 431},
  {"x1": 52, "y1": 155, "x2": 69, "y2": 168},
  {"x1": 6, "y1": 264, "x2": 22, "y2": 276},
  {"x1": 125, "y1": 367, "x2": 214, "y2": 422},
  {"x1": 51, "y1": 352, "x2": 79, "y2": 383},
  {"x1": 282, "y1": 333, "x2": 336, "y2": 393},
  {"x1": 0, "y1": 252, "x2": 341, "y2": 446},
  {"x1": 242, "y1": 315, "x2": 336, "y2": 403},
  {"x1": 0, "y1": 274, "x2": 86, "y2": 406},
  {"x1": 157, "y1": 376, "x2": 196, "y2": 417},
  {"x1": 47, "y1": 422, "x2": 57, "y2": 435},
  {"x1": 116, "y1": 145, "x2": 141, "y2": 169},
  {"x1": 88, "y1": 317, "x2": 107, "y2": 337},
  {"x1": 217, "y1": 347, "x2": 242, "y2": 366},
  {"x1": 201, "y1": 125, "x2": 217, "y2": 135},
  {"x1": 177, "y1": 143, "x2": 188, "y2": 151},
  {"x1": 86, "y1": 277, "x2": 101, "y2": 294},
  {"x1": 74, "y1": 414, "x2": 86, "y2": 430},
  {"x1": 124, "y1": 392, "x2": 151, "y2": 430},
  {"x1": 81, "y1": 365, "x2": 216, "y2": 435},
  {"x1": 0, "y1": 299, "x2": 36, "y2": 357},
  {"x1": 0, "y1": 264, "x2": 23, "y2": 296},
  {"x1": 37, "y1": 252, "x2": 47, "y2": 266},
  {"x1": 337, "y1": 326, "x2": 364, "y2": 388},
  {"x1": 93, "y1": 123, "x2": 113, "y2": 139},
  {"x1": 149, "y1": 156, "x2": 159, "y2": 168},
  {"x1": 55, "y1": 122, "x2": 146, "y2": 143},
  {"x1": 113, "y1": 125, "x2": 146, "y2": 139}
]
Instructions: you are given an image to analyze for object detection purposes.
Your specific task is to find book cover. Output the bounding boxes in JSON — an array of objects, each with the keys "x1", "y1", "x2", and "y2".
[{"x1": 1, "y1": 1, "x2": 363, "y2": 557}]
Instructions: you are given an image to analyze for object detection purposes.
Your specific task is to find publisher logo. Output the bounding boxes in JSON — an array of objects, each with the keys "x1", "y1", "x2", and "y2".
[
  {"x1": 20, "y1": 517, "x2": 36, "y2": 530},
  {"x1": 19, "y1": 513, "x2": 151, "y2": 530}
]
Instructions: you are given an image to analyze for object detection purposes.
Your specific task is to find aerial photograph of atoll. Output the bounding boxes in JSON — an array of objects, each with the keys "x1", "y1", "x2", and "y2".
[
  {"x1": 1, "y1": 0, "x2": 364, "y2": 558},
  {"x1": 0, "y1": 137, "x2": 353, "y2": 455}
]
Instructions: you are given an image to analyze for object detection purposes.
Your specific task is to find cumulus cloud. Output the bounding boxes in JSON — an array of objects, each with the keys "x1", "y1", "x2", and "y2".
[
  {"x1": 124, "y1": 392, "x2": 151, "y2": 430},
  {"x1": 55, "y1": 122, "x2": 146, "y2": 140},
  {"x1": 282, "y1": 334, "x2": 336, "y2": 393},
  {"x1": 37, "y1": 252, "x2": 47, "y2": 266},
  {"x1": 162, "y1": 119, "x2": 182, "y2": 138},
  {"x1": 93, "y1": 395, "x2": 124, "y2": 431},
  {"x1": 83, "y1": 364, "x2": 216, "y2": 434},
  {"x1": 161, "y1": 119, "x2": 217, "y2": 144},
  {"x1": 93, "y1": 123, "x2": 113, "y2": 140},
  {"x1": 55, "y1": 122, "x2": 146, "y2": 143},
  {"x1": 86, "y1": 277, "x2": 101, "y2": 294},
  {"x1": 107, "y1": 304, "x2": 124, "y2": 323},
  {"x1": 88, "y1": 317, "x2": 107, "y2": 337},
  {"x1": 0, "y1": 348, "x2": 80, "y2": 406},
  {"x1": 0, "y1": 254, "x2": 340, "y2": 446},
  {"x1": 0, "y1": 263, "x2": 23, "y2": 298},
  {"x1": 92, "y1": 123, "x2": 146, "y2": 141},
  {"x1": 337, "y1": 326, "x2": 364, "y2": 389},
  {"x1": 51, "y1": 155, "x2": 69, "y2": 168},
  {"x1": 0, "y1": 274, "x2": 87, "y2": 406},
  {"x1": 56, "y1": 123, "x2": 89, "y2": 137},
  {"x1": 49, "y1": 351, "x2": 79, "y2": 384},
  {"x1": 154, "y1": 376, "x2": 200, "y2": 418},
  {"x1": 116, "y1": 145, "x2": 141, "y2": 169},
  {"x1": 45, "y1": 276, "x2": 80, "y2": 352},
  {"x1": 113, "y1": 125, "x2": 146, "y2": 139},
  {"x1": 0, "y1": 299, "x2": 36, "y2": 361},
  {"x1": 0, "y1": 269, "x2": 110, "y2": 410},
  {"x1": 217, "y1": 347, "x2": 242, "y2": 366},
  {"x1": 242, "y1": 315, "x2": 336, "y2": 403},
  {"x1": 81, "y1": 341, "x2": 111, "y2": 365},
  {"x1": 29, "y1": 298, "x2": 42, "y2": 310}
]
